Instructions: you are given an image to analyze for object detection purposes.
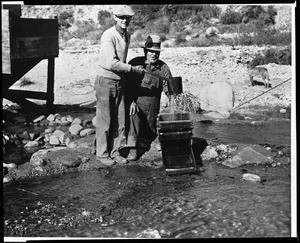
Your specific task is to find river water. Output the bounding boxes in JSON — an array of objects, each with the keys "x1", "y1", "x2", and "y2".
[{"x1": 3, "y1": 117, "x2": 292, "y2": 238}]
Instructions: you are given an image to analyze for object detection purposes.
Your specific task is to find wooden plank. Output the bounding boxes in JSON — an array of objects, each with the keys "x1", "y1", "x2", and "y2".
[
  {"x1": 4, "y1": 89, "x2": 48, "y2": 100},
  {"x1": 46, "y1": 58, "x2": 55, "y2": 111},
  {"x1": 2, "y1": 9, "x2": 11, "y2": 74},
  {"x1": 3, "y1": 90, "x2": 48, "y2": 114},
  {"x1": 10, "y1": 17, "x2": 58, "y2": 37},
  {"x1": 2, "y1": 4, "x2": 21, "y2": 16},
  {"x1": 11, "y1": 36, "x2": 59, "y2": 59}
]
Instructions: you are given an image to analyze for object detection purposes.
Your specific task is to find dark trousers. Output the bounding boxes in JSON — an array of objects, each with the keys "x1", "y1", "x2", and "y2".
[{"x1": 126, "y1": 96, "x2": 159, "y2": 148}]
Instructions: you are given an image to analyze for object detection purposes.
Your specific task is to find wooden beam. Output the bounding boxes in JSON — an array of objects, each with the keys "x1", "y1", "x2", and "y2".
[
  {"x1": 11, "y1": 37, "x2": 59, "y2": 59},
  {"x1": 3, "y1": 90, "x2": 48, "y2": 114},
  {"x1": 2, "y1": 4, "x2": 22, "y2": 16},
  {"x1": 46, "y1": 58, "x2": 55, "y2": 111},
  {"x1": 3, "y1": 90, "x2": 48, "y2": 100}
]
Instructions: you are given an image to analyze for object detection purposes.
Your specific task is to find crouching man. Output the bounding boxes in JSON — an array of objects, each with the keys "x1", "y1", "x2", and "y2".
[{"x1": 125, "y1": 35, "x2": 173, "y2": 161}]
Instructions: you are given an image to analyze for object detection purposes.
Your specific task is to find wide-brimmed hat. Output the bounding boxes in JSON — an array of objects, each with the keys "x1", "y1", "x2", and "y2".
[
  {"x1": 142, "y1": 35, "x2": 163, "y2": 52},
  {"x1": 113, "y1": 5, "x2": 135, "y2": 17}
]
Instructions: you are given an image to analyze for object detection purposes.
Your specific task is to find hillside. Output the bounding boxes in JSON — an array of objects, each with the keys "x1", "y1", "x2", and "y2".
[
  {"x1": 3, "y1": 4, "x2": 293, "y2": 117},
  {"x1": 21, "y1": 4, "x2": 292, "y2": 31}
]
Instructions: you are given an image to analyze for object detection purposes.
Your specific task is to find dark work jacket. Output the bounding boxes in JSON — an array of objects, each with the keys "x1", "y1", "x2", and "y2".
[{"x1": 125, "y1": 56, "x2": 172, "y2": 107}]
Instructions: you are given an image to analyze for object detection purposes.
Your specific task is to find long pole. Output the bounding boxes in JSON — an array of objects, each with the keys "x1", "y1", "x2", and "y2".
[{"x1": 231, "y1": 78, "x2": 291, "y2": 111}]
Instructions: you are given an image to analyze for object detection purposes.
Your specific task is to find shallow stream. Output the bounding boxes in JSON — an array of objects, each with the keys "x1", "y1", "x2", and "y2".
[{"x1": 3, "y1": 114, "x2": 292, "y2": 238}]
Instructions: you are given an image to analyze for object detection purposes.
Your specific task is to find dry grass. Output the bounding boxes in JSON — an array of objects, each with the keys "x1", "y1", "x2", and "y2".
[{"x1": 174, "y1": 92, "x2": 203, "y2": 113}]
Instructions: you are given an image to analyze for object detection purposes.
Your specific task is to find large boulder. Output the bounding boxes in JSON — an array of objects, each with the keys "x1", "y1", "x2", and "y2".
[
  {"x1": 222, "y1": 144, "x2": 273, "y2": 168},
  {"x1": 199, "y1": 82, "x2": 234, "y2": 112}
]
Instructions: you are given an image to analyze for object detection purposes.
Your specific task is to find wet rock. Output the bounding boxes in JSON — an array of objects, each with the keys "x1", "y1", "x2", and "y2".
[
  {"x1": 216, "y1": 144, "x2": 228, "y2": 152},
  {"x1": 48, "y1": 121, "x2": 56, "y2": 127},
  {"x1": 222, "y1": 145, "x2": 273, "y2": 168},
  {"x1": 69, "y1": 124, "x2": 83, "y2": 135},
  {"x1": 59, "y1": 131, "x2": 71, "y2": 144},
  {"x1": 44, "y1": 133, "x2": 52, "y2": 142},
  {"x1": 60, "y1": 118, "x2": 71, "y2": 126},
  {"x1": 40, "y1": 119, "x2": 48, "y2": 127},
  {"x1": 242, "y1": 173, "x2": 261, "y2": 182},
  {"x1": 55, "y1": 118, "x2": 62, "y2": 125},
  {"x1": 82, "y1": 120, "x2": 91, "y2": 127},
  {"x1": 92, "y1": 116, "x2": 97, "y2": 127},
  {"x1": 18, "y1": 131, "x2": 30, "y2": 140},
  {"x1": 33, "y1": 115, "x2": 45, "y2": 123},
  {"x1": 59, "y1": 125, "x2": 69, "y2": 132},
  {"x1": 79, "y1": 128, "x2": 95, "y2": 137},
  {"x1": 67, "y1": 141, "x2": 76, "y2": 148},
  {"x1": 24, "y1": 141, "x2": 39, "y2": 148},
  {"x1": 61, "y1": 157, "x2": 81, "y2": 168},
  {"x1": 72, "y1": 117, "x2": 82, "y2": 125},
  {"x1": 54, "y1": 113, "x2": 61, "y2": 120},
  {"x1": 22, "y1": 139, "x2": 31, "y2": 144},
  {"x1": 46, "y1": 114, "x2": 55, "y2": 122},
  {"x1": 45, "y1": 127, "x2": 55, "y2": 133},
  {"x1": 222, "y1": 155, "x2": 244, "y2": 168},
  {"x1": 30, "y1": 149, "x2": 49, "y2": 166},
  {"x1": 49, "y1": 135, "x2": 60, "y2": 145},
  {"x1": 53, "y1": 130, "x2": 64, "y2": 139},
  {"x1": 66, "y1": 115, "x2": 74, "y2": 123},
  {"x1": 70, "y1": 140, "x2": 90, "y2": 149},
  {"x1": 29, "y1": 132, "x2": 36, "y2": 140},
  {"x1": 201, "y1": 146, "x2": 218, "y2": 160}
]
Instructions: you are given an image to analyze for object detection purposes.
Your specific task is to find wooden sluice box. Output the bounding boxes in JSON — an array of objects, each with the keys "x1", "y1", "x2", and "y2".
[
  {"x1": 157, "y1": 112, "x2": 201, "y2": 175},
  {"x1": 2, "y1": 5, "x2": 59, "y2": 112}
]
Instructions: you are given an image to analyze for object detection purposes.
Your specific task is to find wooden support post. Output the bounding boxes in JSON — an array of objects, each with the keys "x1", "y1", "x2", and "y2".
[
  {"x1": 3, "y1": 90, "x2": 48, "y2": 114},
  {"x1": 46, "y1": 57, "x2": 55, "y2": 112}
]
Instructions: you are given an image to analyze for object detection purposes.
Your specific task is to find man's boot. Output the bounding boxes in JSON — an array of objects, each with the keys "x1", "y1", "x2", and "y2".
[{"x1": 126, "y1": 149, "x2": 138, "y2": 161}]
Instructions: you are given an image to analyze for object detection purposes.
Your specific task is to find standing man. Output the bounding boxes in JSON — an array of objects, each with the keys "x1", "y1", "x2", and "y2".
[
  {"x1": 94, "y1": 5, "x2": 145, "y2": 166},
  {"x1": 125, "y1": 35, "x2": 172, "y2": 161}
]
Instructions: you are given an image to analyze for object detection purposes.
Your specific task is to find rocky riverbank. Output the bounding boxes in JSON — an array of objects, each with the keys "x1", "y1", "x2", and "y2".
[
  {"x1": 3, "y1": 105, "x2": 291, "y2": 184},
  {"x1": 2, "y1": 44, "x2": 293, "y2": 183}
]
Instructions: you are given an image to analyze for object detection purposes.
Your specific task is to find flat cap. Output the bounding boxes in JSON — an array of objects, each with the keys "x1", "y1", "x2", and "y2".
[{"x1": 113, "y1": 5, "x2": 135, "y2": 16}]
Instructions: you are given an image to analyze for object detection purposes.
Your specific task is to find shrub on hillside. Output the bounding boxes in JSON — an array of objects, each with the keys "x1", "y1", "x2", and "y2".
[
  {"x1": 220, "y1": 10, "x2": 242, "y2": 25},
  {"x1": 97, "y1": 10, "x2": 115, "y2": 31},
  {"x1": 72, "y1": 20, "x2": 96, "y2": 39},
  {"x1": 250, "y1": 47, "x2": 291, "y2": 66},
  {"x1": 58, "y1": 10, "x2": 74, "y2": 29},
  {"x1": 239, "y1": 5, "x2": 277, "y2": 25},
  {"x1": 131, "y1": 4, "x2": 221, "y2": 31},
  {"x1": 97, "y1": 10, "x2": 112, "y2": 26},
  {"x1": 145, "y1": 17, "x2": 171, "y2": 35}
]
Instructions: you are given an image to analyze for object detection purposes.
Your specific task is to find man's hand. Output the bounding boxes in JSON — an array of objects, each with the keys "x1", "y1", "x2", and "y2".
[
  {"x1": 129, "y1": 101, "x2": 139, "y2": 115},
  {"x1": 131, "y1": 65, "x2": 145, "y2": 74}
]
